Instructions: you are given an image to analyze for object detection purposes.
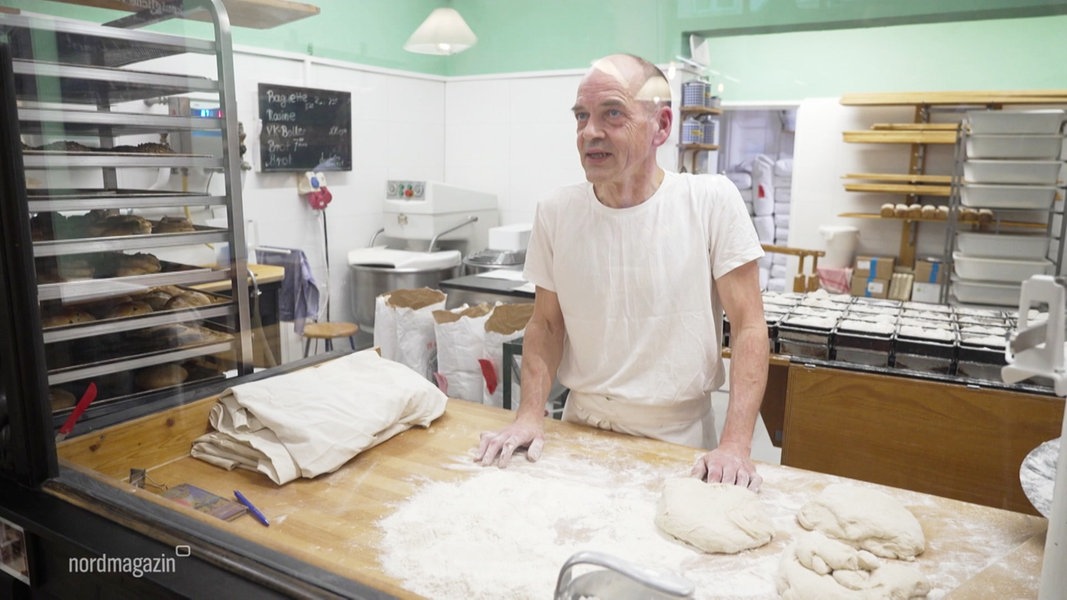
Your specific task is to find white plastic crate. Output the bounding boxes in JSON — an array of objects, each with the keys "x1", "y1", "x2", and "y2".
[
  {"x1": 967, "y1": 109, "x2": 1066, "y2": 135},
  {"x1": 965, "y1": 135, "x2": 1063, "y2": 159},
  {"x1": 960, "y1": 183, "x2": 1058, "y2": 209},
  {"x1": 963, "y1": 160, "x2": 1063, "y2": 185},
  {"x1": 956, "y1": 232, "x2": 1049, "y2": 259},
  {"x1": 952, "y1": 251, "x2": 1051, "y2": 282}
]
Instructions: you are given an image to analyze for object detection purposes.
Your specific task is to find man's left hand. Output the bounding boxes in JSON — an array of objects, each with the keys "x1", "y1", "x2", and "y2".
[{"x1": 691, "y1": 446, "x2": 763, "y2": 491}]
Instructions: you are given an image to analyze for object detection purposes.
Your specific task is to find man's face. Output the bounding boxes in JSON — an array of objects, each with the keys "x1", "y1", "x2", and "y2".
[{"x1": 571, "y1": 59, "x2": 667, "y2": 186}]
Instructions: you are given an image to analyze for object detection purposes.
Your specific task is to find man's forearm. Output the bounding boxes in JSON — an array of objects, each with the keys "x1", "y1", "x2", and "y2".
[
  {"x1": 515, "y1": 317, "x2": 564, "y2": 422},
  {"x1": 719, "y1": 322, "x2": 769, "y2": 452}
]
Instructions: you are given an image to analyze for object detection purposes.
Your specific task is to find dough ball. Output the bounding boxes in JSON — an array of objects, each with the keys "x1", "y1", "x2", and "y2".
[
  {"x1": 654, "y1": 477, "x2": 774, "y2": 554},
  {"x1": 797, "y1": 483, "x2": 925, "y2": 560},
  {"x1": 880, "y1": 203, "x2": 895, "y2": 218},
  {"x1": 777, "y1": 531, "x2": 929, "y2": 600}
]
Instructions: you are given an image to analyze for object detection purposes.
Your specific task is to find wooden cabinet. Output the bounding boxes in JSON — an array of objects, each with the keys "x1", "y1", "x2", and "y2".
[{"x1": 781, "y1": 363, "x2": 1064, "y2": 515}]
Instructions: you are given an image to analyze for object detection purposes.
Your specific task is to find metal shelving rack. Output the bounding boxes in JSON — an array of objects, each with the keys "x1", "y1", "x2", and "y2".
[
  {"x1": 940, "y1": 114, "x2": 1067, "y2": 306},
  {"x1": 0, "y1": 0, "x2": 254, "y2": 419}
]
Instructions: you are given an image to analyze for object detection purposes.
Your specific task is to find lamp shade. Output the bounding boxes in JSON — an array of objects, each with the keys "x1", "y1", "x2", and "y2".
[{"x1": 404, "y1": 7, "x2": 477, "y2": 55}]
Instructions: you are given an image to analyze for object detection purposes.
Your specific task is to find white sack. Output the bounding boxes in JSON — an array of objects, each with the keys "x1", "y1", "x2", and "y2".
[{"x1": 433, "y1": 304, "x2": 494, "y2": 402}]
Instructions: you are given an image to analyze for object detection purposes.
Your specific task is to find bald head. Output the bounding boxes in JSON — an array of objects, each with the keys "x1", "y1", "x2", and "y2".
[{"x1": 585, "y1": 54, "x2": 672, "y2": 111}]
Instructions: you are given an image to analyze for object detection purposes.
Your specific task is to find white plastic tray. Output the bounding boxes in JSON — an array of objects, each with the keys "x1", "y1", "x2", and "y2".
[
  {"x1": 960, "y1": 183, "x2": 1059, "y2": 209},
  {"x1": 956, "y1": 232, "x2": 1049, "y2": 259},
  {"x1": 965, "y1": 135, "x2": 1064, "y2": 160},
  {"x1": 952, "y1": 251, "x2": 1051, "y2": 282},
  {"x1": 950, "y1": 278, "x2": 1021, "y2": 306},
  {"x1": 963, "y1": 160, "x2": 1063, "y2": 185},
  {"x1": 967, "y1": 109, "x2": 1066, "y2": 135}
]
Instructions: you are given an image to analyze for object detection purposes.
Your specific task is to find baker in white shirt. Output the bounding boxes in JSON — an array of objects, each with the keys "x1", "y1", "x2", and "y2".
[{"x1": 474, "y1": 53, "x2": 769, "y2": 490}]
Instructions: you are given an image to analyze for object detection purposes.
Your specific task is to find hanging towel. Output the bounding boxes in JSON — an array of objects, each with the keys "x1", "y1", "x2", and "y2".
[
  {"x1": 190, "y1": 350, "x2": 447, "y2": 485},
  {"x1": 257, "y1": 247, "x2": 320, "y2": 334}
]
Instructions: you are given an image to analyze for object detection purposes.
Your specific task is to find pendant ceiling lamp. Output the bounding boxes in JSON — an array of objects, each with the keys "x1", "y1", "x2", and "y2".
[{"x1": 404, "y1": 6, "x2": 477, "y2": 55}]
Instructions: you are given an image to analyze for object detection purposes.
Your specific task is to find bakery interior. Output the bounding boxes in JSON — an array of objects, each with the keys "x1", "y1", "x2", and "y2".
[{"x1": 1, "y1": 0, "x2": 1066, "y2": 598}]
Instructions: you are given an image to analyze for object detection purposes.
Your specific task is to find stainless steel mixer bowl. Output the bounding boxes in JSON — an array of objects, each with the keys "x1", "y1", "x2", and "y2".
[{"x1": 348, "y1": 263, "x2": 461, "y2": 333}]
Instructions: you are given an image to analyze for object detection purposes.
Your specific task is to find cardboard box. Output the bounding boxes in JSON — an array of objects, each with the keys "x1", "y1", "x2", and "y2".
[
  {"x1": 914, "y1": 258, "x2": 944, "y2": 284},
  {"x1": 851, "y1": 274, "x2": 890, "y2": 299},
  {"x1": 911, "y1": 282, "x2": 942, "y2": 303},
  {"x1": 854, "y1": 255, "x2": 896, "y2": 280}
]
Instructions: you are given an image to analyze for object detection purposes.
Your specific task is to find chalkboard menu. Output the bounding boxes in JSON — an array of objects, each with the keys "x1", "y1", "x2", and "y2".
[{"x1": 258, "y1": 83, "x2": 352, "y2": 172}]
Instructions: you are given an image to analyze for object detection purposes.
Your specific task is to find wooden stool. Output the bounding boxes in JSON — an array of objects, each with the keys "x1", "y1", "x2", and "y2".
[{"x1": 302, "y1": 321, "x2": 359, "y2": 357}]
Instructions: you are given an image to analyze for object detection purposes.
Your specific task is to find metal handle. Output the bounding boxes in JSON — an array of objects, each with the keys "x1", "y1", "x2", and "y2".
[
  {"x1": 427, "y1": 216, "x2": 478, "y2": 252},
  {"x1": 554, "y1": 551, "x2": 694, "y2": 600}
]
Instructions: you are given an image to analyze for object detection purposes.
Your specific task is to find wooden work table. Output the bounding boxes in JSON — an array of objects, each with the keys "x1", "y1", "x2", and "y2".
[{"x1": 53, "y1": 375, "x2": 1048, "y2": 598}]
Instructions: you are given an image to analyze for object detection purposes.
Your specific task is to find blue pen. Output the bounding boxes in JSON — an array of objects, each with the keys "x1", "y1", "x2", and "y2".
[{"x1": 234, "y1": 490, "x2": 270, "y2": 527}]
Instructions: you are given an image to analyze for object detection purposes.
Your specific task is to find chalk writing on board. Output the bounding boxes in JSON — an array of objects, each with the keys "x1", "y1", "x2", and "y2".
[{"x1": 257, "y1": 83, "x2": 352, "y2": 172}]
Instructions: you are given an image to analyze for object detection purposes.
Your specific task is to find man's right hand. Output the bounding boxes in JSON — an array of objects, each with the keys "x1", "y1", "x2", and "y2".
[{"x1": 474, "y1": 420, "x2": 546, "y2": 468}]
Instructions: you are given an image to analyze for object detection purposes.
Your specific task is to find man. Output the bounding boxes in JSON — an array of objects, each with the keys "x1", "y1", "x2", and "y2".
[{"x1": 475, "y1": 54, "x2": 769, "y2": 490}]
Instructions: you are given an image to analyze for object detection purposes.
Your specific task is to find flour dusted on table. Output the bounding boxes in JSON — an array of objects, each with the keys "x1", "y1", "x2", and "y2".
[
  {"x1": 376, "y1": 445, "x2": 781, "y2": 600},
  {"x1": 375, "y1": 435, "x2": 1040, "y2": 600}
]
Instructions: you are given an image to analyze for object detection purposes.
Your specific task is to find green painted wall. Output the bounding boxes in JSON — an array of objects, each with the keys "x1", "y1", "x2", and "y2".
[{"x1": 3, "y1": 0, "x2": 1066, "y2": 101}]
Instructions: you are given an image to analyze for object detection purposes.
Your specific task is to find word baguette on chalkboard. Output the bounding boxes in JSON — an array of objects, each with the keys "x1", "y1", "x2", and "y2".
[{"x1": 258, "y1": 83, "x2": 352, "y2": 172}]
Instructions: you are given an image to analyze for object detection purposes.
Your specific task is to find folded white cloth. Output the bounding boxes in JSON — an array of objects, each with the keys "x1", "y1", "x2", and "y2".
[
  {"x1": 191, "y1": 350, "x2": 447, "y2": 484},
  {"x1": 774, "y1": 157, "x2": 794, "y2": 177}
]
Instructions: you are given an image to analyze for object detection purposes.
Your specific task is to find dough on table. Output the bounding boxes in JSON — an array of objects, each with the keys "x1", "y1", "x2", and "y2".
[
  {"x1": 654, "y1": 477, "x2": 774, "y2": 554},
  {"x1": 777, "y1": 531, "x2": 929, "y2": 599},
  {"x1": 797, "y1": 483, "x2": 925, "y2": 560}
]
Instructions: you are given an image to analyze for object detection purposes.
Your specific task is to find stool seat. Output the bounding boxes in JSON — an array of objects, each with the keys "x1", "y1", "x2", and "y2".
[{"x1": 302, "y1": 321, "x2": 359, "y2": 357}]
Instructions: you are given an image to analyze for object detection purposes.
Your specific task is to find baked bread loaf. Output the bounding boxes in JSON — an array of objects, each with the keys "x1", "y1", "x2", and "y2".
[
  {"x1": 105, "y1": 300, "x2": 153, "y2": 319},
  {"x1": 920, "y1": 204, "x2": 936, "y2": 219},
  {"x1": 49, "y1": 388, "x2": 77, "y2": 410},
  {"x1": 153, "y1": 216, "x2": 196, "y2": 233},
  {"x1": 100, "y1": 215, "x2": 152, "y2": 237},
  {"x1": 894, "y1": 203, "x2": 909, "y2": 218},
  {"x1": 55, "y1": 257, "x2": 95, "y2": 280},
  {"x1": 164, "y1": 291, "x2": 213, "y2": 309},
  {"x1": 137, "y1": 289, "x2": 174, "y2": 311},
  {"x1": 115, "y1": 252, "x2": 161, "y2": 276},
  {"x1": 906, "y1": 204, "x2": 922, "y2": 219},
  {"x1": 42, "y1": 307, "x2": 96, "y2": 328},
  {"x1": 37, "y1": 140, "x2": 94, "y2": 152},
  {"x1": 880, "y1": 203, "x2": 895, "y2": 217},
  {"x1": 134, "y1": 364, "x2": 188, "y2": 390}
]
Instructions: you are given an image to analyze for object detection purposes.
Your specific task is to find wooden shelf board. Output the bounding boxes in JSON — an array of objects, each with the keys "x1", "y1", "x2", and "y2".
[
  {"x1": 52, "y1": 0, "x2": 320, "y2": 29},
  {"x1": 680, "y1": 106, "x2": 723, "y2": 116},
  {"x1": 841, "y1": 91, "x2": 1067, "y2": 106},
  {"x1": 843, "y1": 130, "x2": 957, "y2": 144},
  {"x1": 844, "y1": 172, "x2": 953, "y2": 184},
  {"x1": 870, "y1": 122, "x2": 960, "y2": 131},
  {"x1": 838, "y1": 212, "x2": 1047, "y2": 229},
  {"x1": 678, "y1": 143, "x2": 720, "y2": 151},
  {"x1": 844, "y1": 182, "x2": 952, "y2": 196}
]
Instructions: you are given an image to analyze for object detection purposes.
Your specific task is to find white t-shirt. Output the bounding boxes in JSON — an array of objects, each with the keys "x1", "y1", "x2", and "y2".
[{"x1": 523, "y1": 171, "x2": 763, "y2": 409}]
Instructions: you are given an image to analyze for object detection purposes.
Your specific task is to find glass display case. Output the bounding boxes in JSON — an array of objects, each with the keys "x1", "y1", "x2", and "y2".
[{"x1": 0, "y1": 0, "x2": 255, "y2": 447}]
